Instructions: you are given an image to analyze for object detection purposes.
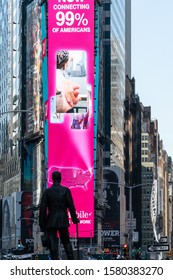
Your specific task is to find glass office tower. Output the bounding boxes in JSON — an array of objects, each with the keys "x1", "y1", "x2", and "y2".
[
  {"x1": 0, "y1": 0, "x2": 22, "y2": 250},
  {"x1": 103, "y1": 0, "x2": 131, "y2": 247},
  {"x1": 110, "y1": 0, "x2": 126, "y2": 169},
  {"x1": 0, "y1": 0, "x2": 21, "y2": 197}
]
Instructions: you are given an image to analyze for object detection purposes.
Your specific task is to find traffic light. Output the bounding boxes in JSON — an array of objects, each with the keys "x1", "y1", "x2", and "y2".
[
  {"x1": 123, "y1": 243, "x2": 129, "y2": 258},
  {"x1": 135, "y1": 248, "x2": 141, "y2": 260},
  {"x1": 18, "y1": 239, "x2": 21, "y2": 248}
]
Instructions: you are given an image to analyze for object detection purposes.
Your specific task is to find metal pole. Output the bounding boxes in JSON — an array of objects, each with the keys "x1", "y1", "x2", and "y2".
[
  {"x1": 90, "y1": 231, "x2": 92, "y2": 249},
  {"x1": 0, "y1": 109, "x2": 33, "y2": 116},
  {"x1": 76, "y1": 223, "x2": 80, "y2": 260},
  {"x1": 129, "y1": 186, "x2": 132, "y2": 259}
]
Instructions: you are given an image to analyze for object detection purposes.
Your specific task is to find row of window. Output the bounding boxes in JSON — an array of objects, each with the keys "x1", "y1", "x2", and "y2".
[
  {"x1": 142, "y1": 157, "x2": 153, "y2": 162},
  {"x1": 142, "y1": 219, "x2": 151, "y2": 224},
  {"x1": 142, "y1": 135, "x2": 149, "y2": 141},
  {"x1": 142, "y1": 142, "x2": 149, "y2": 148},
  {"x1": 142, "y1": 233, "x2": 153, "y2": 239}
]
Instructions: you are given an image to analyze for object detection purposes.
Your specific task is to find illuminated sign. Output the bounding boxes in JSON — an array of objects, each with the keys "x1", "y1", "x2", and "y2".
[
  {"x1": 102, "y1": 168, "x2": 120, "y2": 246},
  {"x1": 26, "y1": 1, "x2": 42, "y2": 136},
  {"x1": 48, "y1": 0, "x2": 94, "y2": 237}
]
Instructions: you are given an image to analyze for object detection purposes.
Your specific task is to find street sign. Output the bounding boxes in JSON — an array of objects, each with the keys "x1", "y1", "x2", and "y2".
[
  {"x1": 125, "y1": 219, "x2": 136, "y2": 229},
  {"x1": 147, "y1": 244, "x2": 170, "y2": 252},
  {"x1": 132, "y1": 231, "x2": 139, "y2": 242},
  {"x1": 159, "y1": 236, "x2": 167, "y2": 243}
]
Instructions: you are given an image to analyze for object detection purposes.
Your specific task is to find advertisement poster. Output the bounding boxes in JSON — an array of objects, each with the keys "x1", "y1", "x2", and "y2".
[
  {"x1": 48, "y1": 0, "x2": 94, "y2": 237},
  {"x1": 26, "y1": 0, "x2": 42, "y2": 136},
  {"x1": 21, "y1": 192, "x2": 34, "y2": 247},
  {"x1": 1, "y1": 192, "x2": 34, "y2": 250},
  {"x1": 102, "y1": 168, "x2": 120, "y2": 248}
]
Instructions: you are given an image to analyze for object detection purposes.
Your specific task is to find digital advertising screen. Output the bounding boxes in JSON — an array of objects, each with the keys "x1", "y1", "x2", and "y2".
[
  {"x1": 21, "y1": 192, "x2": 34, "y2": 247},
  {"x1": 26, "y1": 0, "x2": 42, "y2": 136},
  {"x1": 102, "y1": 168, "x2": 120, "y2": 248},
  {"x1": 48, "y1": 0, "x2": 94, "y2": 238}
]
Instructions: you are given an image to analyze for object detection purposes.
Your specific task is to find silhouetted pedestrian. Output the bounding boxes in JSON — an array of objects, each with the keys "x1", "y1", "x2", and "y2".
[{"x1": 39, "y1": 171, "x2": 79, "y2": 260}]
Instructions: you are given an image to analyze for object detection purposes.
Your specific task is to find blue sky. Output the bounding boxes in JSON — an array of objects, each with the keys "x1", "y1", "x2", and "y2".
[{"x1": 131, "y1": 0, "x2": 173, "y2": 158}]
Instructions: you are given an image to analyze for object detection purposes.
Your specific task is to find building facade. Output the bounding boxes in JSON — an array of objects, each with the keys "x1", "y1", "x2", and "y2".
[
  {"x1": 102, "y1": 0, "x2": 131, "y2": 248},
  {"x1": 124, "y1": 76, "x2": 142, "y2": 248},
  {"x1": 0, "y1": 0, "x2": 22, "y2": 199}
]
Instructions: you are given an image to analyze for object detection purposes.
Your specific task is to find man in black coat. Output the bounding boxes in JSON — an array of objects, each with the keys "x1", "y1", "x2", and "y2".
[{"x1": 39, "y1": 171, "x2": 79, "y2": 260}]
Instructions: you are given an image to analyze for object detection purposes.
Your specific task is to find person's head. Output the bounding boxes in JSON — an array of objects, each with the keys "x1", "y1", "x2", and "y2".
[
  {"x1": 56, "y1": 50, "x2": 69, "y2": 69},
  {"x1": 52, "y1": 171, "x2": 62, "y2": 183}
]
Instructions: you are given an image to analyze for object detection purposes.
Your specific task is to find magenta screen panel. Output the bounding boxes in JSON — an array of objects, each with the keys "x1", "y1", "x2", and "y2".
[{"x1": 48, "y1": 0, "x2": 94, "y2": 238}]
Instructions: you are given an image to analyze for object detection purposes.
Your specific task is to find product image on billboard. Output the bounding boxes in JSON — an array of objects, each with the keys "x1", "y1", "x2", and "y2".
[
  {"x1": 56, "y1": 50, "x2": 87, "y2": 113},
  {"x1": 48, "y1": 0, "x2": 94, "y2": 238}
]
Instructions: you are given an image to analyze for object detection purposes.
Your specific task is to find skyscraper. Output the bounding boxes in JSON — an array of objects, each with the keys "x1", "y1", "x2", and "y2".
[
  {"x1": 110, "y1": 0, "x2": 126, "y2": 170},
  {"x1": 0, "y1": 0, "x2": 24, "y2": 250},
  {"x1": 103, "y1": 0, "x2": 131, "y2": 247},
  {"x1": 0, "y1": 0, "x2": 21, "y2": 197}
]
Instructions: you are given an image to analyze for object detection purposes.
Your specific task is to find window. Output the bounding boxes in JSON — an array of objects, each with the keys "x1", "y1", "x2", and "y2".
[
  {"x1": 104, "y1": 3, "x2": 110, "y2": 11},
  {"x1": 105, "y1": 17, "x2": 110, "y2": 24}
]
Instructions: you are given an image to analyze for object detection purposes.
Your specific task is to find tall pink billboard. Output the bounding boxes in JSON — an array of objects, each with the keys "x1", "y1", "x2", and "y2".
[{"x1": 48, "y1": 0, "x2": 94, "y2": 237}]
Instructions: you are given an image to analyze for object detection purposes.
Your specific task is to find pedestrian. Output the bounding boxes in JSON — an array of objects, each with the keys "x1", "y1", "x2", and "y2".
[{"x1": 39, "y1": 171, "x2": 80, "y2": 260}]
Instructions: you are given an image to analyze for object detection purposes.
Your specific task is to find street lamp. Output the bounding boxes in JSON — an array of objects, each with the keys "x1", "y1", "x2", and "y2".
[
  {"x1": 103, "y1": 180, "x2": 148, "y2": 259},
  {"x1": 124, "y1": 183, "x2": 145, "y2": 259},
  {"x1": 0, "y1": 109, "x2": 33, "y2": 116}
]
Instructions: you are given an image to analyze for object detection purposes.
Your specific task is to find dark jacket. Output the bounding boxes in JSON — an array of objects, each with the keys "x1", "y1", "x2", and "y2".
[{"x1": 39, "y1": 183, "x2": 78, "y2": 230}]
